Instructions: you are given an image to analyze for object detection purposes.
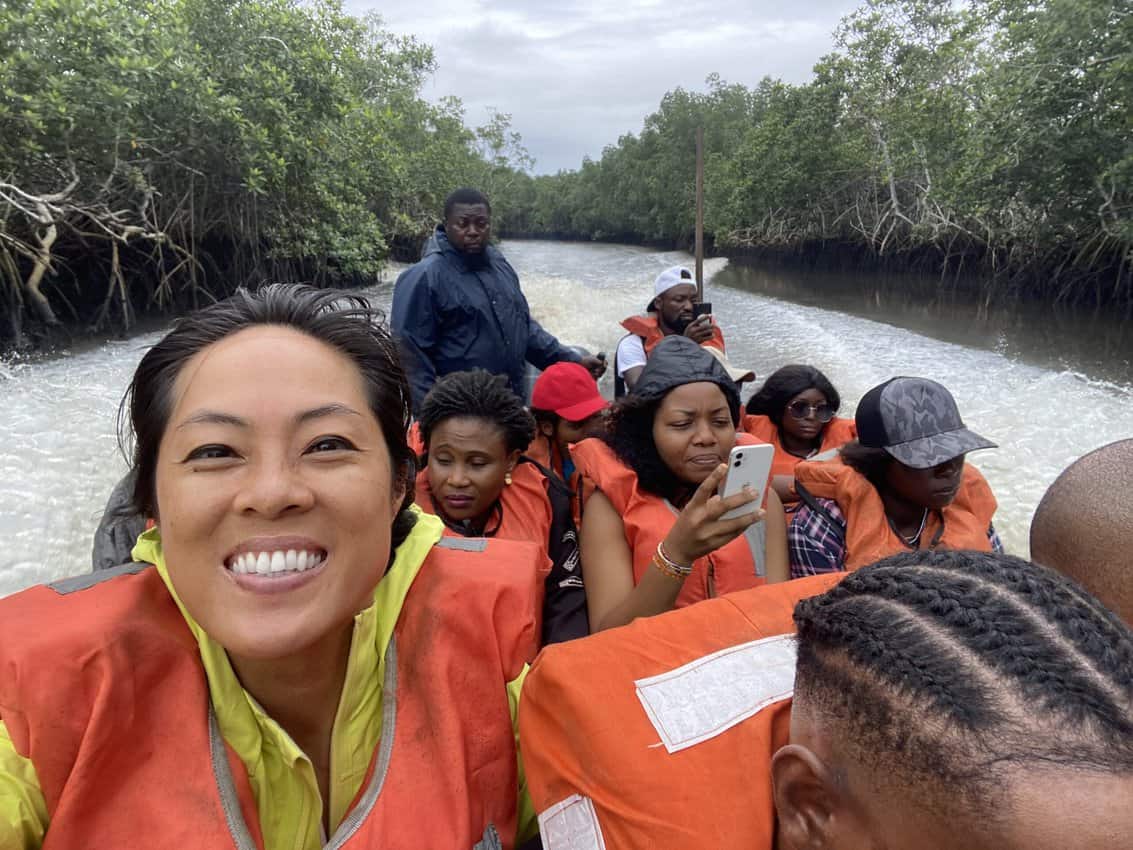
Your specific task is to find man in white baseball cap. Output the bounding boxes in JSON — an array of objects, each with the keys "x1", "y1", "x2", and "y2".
[{"x1": 614, "y1": 265, "x2": 750, "y2": 395}]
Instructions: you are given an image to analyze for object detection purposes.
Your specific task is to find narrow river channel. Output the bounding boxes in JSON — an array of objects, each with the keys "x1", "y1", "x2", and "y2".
[{"x1": 1, "y1": 240, "x2": 1130, "y2": 597}]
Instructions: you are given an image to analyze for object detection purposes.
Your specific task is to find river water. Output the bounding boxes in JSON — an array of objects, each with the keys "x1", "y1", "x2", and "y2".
[{"x1": 1, "y1": 240, "x2": 1130, "y2": 597}]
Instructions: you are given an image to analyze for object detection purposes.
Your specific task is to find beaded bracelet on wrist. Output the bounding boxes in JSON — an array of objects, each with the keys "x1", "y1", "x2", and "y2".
[{"x1": 653, "y1": 541, "x2": 693, "y2": 580}]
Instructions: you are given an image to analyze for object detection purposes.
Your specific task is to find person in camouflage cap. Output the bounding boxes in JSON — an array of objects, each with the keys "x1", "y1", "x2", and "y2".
[{"x1": 787, "y1": 376, "x2": 1001, "y2": 576}]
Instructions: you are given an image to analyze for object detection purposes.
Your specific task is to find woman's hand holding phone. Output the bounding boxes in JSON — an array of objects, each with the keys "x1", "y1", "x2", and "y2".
[{"x1": 662, "y1": 463, "x2": 764, "y2": 566}]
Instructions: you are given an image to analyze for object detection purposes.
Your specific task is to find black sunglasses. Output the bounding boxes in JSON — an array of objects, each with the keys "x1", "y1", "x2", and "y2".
[{"x1": 786, "y1": 400, "x2": 835, "y2": 423}]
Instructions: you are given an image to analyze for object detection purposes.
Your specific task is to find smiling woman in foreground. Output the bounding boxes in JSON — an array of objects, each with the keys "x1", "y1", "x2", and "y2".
[{"x1": 0, "y1": 285, "x2": 539, "y2": 849}]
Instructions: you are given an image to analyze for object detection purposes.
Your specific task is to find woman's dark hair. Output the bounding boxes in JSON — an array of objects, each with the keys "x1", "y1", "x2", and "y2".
[
  {"x1": 838, "y1": 440, "x2": 892, "y2": 489},
  {"x1": 746, "y1": 364, "x2": 840, "y2": 427},
  {"x1": 120, "y1": 283, "x2": 417, "y2": 552},
  {"x1": 794, "y1": 550, "x2": 1133, "y2": 812},
  {"x1": 604, "y1": 395, "x2": 678, "y2": 498},
  {"x1": 417, "y1": 370, "x2": 535, "y2": 456}
]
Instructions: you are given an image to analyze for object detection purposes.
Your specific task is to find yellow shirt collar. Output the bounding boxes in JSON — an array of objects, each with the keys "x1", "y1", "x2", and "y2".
[{"x1": 132, "y1": 509, "x2": 443, "y2": 850}]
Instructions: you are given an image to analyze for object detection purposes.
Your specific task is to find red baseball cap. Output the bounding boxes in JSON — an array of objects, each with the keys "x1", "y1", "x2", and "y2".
[{"x1": 531, "y1": 362, "x2": 609, "y2": 422}]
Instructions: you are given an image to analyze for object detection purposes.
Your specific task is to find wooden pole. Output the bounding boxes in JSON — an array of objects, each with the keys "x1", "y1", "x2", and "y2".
[{"x1": 695, "y1": 126, "x2": 704, "y2": 301}]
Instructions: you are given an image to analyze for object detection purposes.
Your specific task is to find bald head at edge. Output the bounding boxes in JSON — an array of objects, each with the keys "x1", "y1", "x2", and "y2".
[{"x1": 1030, "y1": 438, "x2": 1133, "y2": 624}]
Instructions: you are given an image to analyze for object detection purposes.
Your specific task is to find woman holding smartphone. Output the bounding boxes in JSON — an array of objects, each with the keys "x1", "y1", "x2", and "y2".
[{"x1": 575, "y1": 336, "x2": 789, "y2": 633}]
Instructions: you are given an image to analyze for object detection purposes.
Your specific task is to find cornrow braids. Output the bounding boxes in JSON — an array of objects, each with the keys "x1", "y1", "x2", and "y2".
[
  {"x1": 793, "y1": 550, "x2": 1133, "y2": 810},
  {"x1": 417, "y1": 369, "x2": 536, "y2": 456}
]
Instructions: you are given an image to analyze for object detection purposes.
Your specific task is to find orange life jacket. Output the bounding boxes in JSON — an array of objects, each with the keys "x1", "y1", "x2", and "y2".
[
  {"x1": 407, "y1": 420, "x2": 425, "y2": 457},
  {"x1": 619, "y1": 314, "x2": 725, "y2": 356},
  {"x1": 740, "y1": 413, "x2": 857, "y2": 482},
  {"x1": 793, "y1": 455, "x2": 997, "y2": 571},
  {"x1": 520, "y1": 573, "x2": 843, "y2": 850},
  {"x1": 523, "y1": 435, "x2": 591, "y2": 529},
  {"x1": 0, "y1": 538, "x2": 538, "y2": 849},
  {"x1": 572, "y1": 435, "x2": 768, "y2": 606},
  {"x1": 415, "y1": 463, "x2": 553, "y2": 650}
]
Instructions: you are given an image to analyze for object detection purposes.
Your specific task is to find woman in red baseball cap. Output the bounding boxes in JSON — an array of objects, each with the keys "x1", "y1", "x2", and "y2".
[{"x1": 529, "y1": 361, "x2": 610, "y2": 492}]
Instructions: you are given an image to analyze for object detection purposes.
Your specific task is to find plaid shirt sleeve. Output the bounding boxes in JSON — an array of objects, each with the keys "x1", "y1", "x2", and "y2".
[{"x1": 788, "y1": 498, "x2": 847, "y2": 578}]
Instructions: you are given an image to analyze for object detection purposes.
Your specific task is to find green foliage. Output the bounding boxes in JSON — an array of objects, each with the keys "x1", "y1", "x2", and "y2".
[
  {"x1": 516, "y1": 0, "x2": 1132, "y2": 303},
  {"x1": 0, "y1": 0, "x2": 488, "y2": 339}
]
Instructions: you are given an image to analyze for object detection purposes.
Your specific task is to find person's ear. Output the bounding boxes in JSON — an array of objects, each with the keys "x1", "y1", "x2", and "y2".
[
  {"x1": 771, "y1": 744, "x2": 840, "y2": 849},
  {"x1": 390, "y1": 458, "x2": 412, "y2": 515},
  {"x1": 538, "y1": 420, "x2": 555, "y2": 439},
  {"x1": 506, "y1": 449, "x2": 521, "y2": 472}
]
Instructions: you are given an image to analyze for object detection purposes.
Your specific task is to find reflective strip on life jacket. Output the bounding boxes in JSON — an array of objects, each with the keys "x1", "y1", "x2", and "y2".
[
  {"x1": 538, "y1": 795, "x2": 606, "y2": 850},
  {"x1": 634, "y1": 633, "x2": 796, "y2": 753},
  {"x1": 521, "y1": 574, "x2": 843, "y2": 850}
]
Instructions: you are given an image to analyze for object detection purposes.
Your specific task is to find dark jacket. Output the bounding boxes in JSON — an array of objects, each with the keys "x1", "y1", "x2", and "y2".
[{"x1": 392, "y1": 226, "x2": 579, "y2": 411}]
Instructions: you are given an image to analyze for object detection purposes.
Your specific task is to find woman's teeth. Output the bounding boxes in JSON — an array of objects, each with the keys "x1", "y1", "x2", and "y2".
[{"x1": 228, "y1": 550, "x2": 326, "y2": 576}]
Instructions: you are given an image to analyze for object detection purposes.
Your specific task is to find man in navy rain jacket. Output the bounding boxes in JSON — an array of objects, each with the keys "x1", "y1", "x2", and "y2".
[{"x1": 392, "y1": 188, "x2": 605, "y2": 412}]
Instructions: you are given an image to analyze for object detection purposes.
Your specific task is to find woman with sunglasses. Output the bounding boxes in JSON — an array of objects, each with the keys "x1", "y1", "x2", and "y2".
[{"x1": 742, "y1": 365, "x2": 857, "y2": 502}]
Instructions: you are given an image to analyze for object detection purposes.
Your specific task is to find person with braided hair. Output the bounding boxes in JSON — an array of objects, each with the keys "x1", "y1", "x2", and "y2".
[
  {"x1": 416, "y1": 369, "x2": 588, "y2": 645},
  {"x1": 519, "y1": 549, "x2": 1133, "y2": 849},
  {"x1": 776, "y1": 548, "x2": 1133, "y2": 848}
]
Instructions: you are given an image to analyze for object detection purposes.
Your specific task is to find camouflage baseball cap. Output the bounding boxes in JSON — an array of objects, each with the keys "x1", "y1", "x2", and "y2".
[{"x1": 855, "y1": 377, "x2": 996, "y2": 469}]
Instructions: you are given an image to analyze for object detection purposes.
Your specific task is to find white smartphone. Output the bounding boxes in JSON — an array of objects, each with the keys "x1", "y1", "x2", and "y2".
[{"x1": 717, "y1": 443, "x2": 774, "y2": 520}]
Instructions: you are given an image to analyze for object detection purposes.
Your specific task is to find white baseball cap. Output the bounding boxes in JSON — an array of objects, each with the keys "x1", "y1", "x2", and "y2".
[{"x1": 647, "y1": 266, "x2": 696, "y2": 311}]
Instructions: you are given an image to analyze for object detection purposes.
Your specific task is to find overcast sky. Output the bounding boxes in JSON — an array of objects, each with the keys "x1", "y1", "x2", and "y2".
[{"x1": 343, "y1": 0, "x2": 863, "y2": 174}]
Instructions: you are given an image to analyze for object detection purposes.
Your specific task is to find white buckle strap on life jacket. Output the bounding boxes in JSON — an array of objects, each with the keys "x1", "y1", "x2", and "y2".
[{"x1": 634, "y1": 633, "x2": 797, "y2": 753}]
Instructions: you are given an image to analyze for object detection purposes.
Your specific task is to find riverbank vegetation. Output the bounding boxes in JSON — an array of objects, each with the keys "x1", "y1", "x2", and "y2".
[
  {"x1": 495, "y1": 0, "x2": 1131, "y2": 306},
  {"x1": 2, "y1": 0, "x2": 1129, "y2": 348},
  {"x1": 0, "y1": 0, "x2": 523, "y2": 347}
]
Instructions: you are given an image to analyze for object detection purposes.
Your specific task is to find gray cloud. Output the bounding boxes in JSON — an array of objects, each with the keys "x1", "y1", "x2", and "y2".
[{"x1": 344, "y1": 0, "x2": 862, "y2": 173}]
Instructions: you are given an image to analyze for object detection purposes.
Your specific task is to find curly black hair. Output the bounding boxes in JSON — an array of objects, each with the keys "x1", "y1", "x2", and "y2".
[
  {"x1": 604, "y1": 394, "x2": 681, "y2": 499},
  {"x1": 794, "y1": 549, "x2": 1133, "y2": 813},
  {"x1": 417, "y1": 369, "x2": 535, "y2": 456},
  {"x1": 746, "y1": 364, "x2": 841, "y2": 428}
]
